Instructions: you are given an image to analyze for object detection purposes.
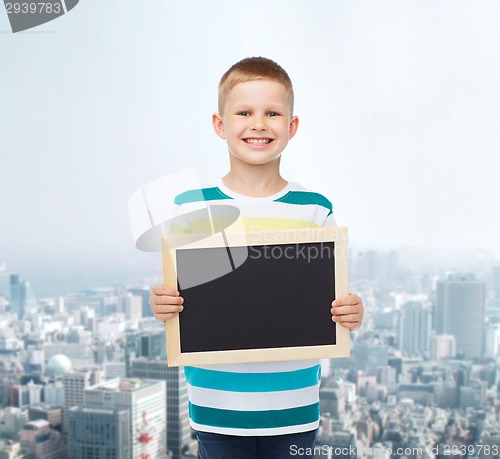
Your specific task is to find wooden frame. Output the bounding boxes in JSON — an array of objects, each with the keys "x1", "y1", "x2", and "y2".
[{"x1": 162, "y1": 226, "x2": 349, "y2": 367}]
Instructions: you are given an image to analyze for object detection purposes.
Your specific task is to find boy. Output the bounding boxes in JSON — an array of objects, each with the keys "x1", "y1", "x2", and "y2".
[{"x1": 150, "y1": 57, "x2": 364, "y2": 458}]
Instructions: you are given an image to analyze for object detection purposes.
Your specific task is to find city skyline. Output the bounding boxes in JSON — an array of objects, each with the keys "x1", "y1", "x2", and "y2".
[{"x1": 1, "y1": 244, "x2": 499, "y2": 457}]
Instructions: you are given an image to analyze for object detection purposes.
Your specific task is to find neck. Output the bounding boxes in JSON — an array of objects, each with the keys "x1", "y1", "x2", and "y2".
[{"x1": 222, "y1": 158, "x2": 287, "y2": 197}]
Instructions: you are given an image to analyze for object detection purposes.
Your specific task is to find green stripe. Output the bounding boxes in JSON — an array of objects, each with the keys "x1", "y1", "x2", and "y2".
[
  {"x1": 174, "y1": 187, "x2": 233, "y2": 205},
  {"x1": 184, "y1": 365, "x2": 320, "y2": 392},
  {"x1": 274, "y1": 191, "x2": 333, "y2": 216},
  {"x1": 189, "y1": 402, "x2": 320, "y2": 429}
]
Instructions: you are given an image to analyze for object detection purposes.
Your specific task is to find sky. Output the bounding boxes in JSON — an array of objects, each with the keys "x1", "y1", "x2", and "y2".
[{"x1": 1, "y1": 0, "x2": 500, "y2": 296}]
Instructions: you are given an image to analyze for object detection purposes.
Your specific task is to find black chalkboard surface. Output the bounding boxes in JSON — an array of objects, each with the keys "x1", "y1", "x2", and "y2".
[
  {"x1": 177, "y1": 242, "x2": 336, "y2": 353},
  {"x1": 163, "y1": 227, "x2": 349, "y2": 366}
]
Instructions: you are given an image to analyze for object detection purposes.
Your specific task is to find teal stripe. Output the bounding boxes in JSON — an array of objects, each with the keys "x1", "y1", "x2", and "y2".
[
  {"x1": 174, "y1": 187, "x2": 233, "y2": 205},
  {"x1": 189, "y1": 402, "x2": 320, "y2": 429},
  {"x1": 184, "y1": 365, "x2": 320, "y2": 392},
  {"x1": 274, "y1": 191, "x2": 333, "y2": 216}
]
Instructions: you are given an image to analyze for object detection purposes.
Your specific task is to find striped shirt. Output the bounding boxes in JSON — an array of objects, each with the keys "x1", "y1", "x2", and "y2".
[{"x1": 174, "y1": 179, "x2": 336, "y2": 436}]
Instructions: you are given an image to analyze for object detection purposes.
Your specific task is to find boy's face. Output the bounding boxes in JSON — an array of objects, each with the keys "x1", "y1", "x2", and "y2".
[{"x1": 212, "y1": 80, "x2": 298, "y2": 167}]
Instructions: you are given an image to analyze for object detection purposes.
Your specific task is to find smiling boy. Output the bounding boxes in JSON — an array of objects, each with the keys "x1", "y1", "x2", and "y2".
[{"x1": 150, "y1": 57, "x2": 364, "y2": 458}]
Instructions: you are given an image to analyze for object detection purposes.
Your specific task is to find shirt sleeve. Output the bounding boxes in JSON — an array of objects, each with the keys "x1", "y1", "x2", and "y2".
[{"x1": 323, "y1": 210, "x2": 337, "y2": 227}]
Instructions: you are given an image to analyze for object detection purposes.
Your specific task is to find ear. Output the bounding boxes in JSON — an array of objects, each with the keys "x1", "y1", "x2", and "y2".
[
  {"x1": 212, "y1": 113, "x2": 226, "y2": 140},
  {"x1": 288, "y1": 115, "x2": 299, "y2": 139}
]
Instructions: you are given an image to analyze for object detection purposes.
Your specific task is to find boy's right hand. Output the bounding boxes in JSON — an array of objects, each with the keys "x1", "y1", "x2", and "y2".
[{"x1": 150, "y1": 285, "x2": 184, "y2": 322}]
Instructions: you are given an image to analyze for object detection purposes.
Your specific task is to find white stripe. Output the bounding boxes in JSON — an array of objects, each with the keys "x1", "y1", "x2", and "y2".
[
  {"x1": 190, "y1": 420, "x2": 319, "y2": 436},
  {"x1": 235, "y1": 208, "x2": 327, "y2": 219},
  {"x1": 187, "y1": 383, "x2": 320, "y2": 411},
  {"x1": 180, "y1": 204, "x2": 328, "y2": 220},
  {"x1": 192, "y1": 359, "x2": 320, "y2": 374}
]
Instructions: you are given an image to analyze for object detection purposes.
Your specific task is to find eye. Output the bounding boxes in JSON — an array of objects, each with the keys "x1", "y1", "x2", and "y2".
[
  {"x1": 267, "y1": 112, "x2": 280, "y2": 117},
  {"x1": 238, "y1": 111, "x2": 251, "y2": 117}
]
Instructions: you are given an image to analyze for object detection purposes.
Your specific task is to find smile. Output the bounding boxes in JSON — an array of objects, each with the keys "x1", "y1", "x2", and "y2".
[{"x1": 243, "y1": 138, "x2": 273, "y2": 144}]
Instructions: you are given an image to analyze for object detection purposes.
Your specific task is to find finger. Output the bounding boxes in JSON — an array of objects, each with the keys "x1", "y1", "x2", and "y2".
[
  {"x1": 332, "y1": 315, "x2": 361, "y2": 327},
  {"x1": 338, "y1": 321, "x2": 361, "y2": 331},
  {"x1": 154, "y1": 312, "x2": 179, "y2": 322},
  {"x1": 152, "y1": 286, "x2": 180, "y2": 296},
  {"x1": 153, "y1": 303, "x2": 184, "y2": 314},
  {"x1": 154, "y1": 311, "x2": 175, "y2": 320},
  {"x1": 331, "y1": 305, "x2": 359, "y2": 315},
  {"x1": 331, "y1": 295, "x2": 360, "y2": 307},
  {"x1": 152, "y1": 295, "x2": 184, "y2": 306},
  {"x1": 332, "y1": 313, "x2": 360, "y2": 323}
]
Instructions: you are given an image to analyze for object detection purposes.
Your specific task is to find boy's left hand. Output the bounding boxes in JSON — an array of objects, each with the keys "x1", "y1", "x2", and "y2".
[{"x1": 330, "y1": 294, "x2": 364, "y2": 331}]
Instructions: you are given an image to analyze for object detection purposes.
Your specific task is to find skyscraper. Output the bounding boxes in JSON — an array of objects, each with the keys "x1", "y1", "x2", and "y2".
[
  {"x1": 436, "y1": 274, "x2": 486, "y2": 358},
  {"x1": 63, "y1": 370, "x2": 102, "y2": 432},
  {"x1": 492, "y1": 266, "x2": 500, "y2": 309},
  {"x1": 353, "y1": 340, "x2": 389, "y2": 374},
  {"x1": 398, "y1": 301, "x2": 431, "y2": 356},
  {"x1": 125, "y1": 329, "x2": 166, "y2": 375},
  {"x1": 130, "y1": 357, "x2": 191, "y2": 459},
  {"x1": 68, "y1": 407, "x2": 131, "y2": 459},
  {"x1": 9, "y1": 274, "x2": 26, "y2": 320},
  {"x1": 83, "y1": 378, "x2": 166, "y2": 459},
  {"x1": 430, "y1": 334, "x2": 456, "y2": 360}
]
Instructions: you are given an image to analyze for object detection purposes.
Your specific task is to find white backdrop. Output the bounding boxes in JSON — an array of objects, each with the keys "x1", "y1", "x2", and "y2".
[{"x1": 1, "y1": 0, "x2": 499, "y2": 295}]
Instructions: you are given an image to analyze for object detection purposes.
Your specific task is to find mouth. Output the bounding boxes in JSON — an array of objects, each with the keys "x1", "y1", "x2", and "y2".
[{"x1": 242, "y1": 138, "x2": 274, "y2": 145}]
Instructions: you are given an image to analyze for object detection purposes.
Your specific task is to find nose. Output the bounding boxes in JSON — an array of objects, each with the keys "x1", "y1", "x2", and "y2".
[{"x1": 251, "y1": 115, "x2": 267, "y2": 131}]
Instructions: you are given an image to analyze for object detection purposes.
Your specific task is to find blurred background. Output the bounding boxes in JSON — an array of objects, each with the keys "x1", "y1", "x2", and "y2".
[{"x1": 1, "y1": 0, "x2": 499, "y2": 296}]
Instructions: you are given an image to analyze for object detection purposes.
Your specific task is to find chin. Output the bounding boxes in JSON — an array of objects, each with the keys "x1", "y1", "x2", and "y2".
[{"x1": 234, "y1": 155, "x2": 282, "y2": 166}]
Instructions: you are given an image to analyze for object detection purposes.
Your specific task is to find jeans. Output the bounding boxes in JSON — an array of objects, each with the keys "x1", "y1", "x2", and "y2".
[{"x1": 197, "y1": 429, "x2": 318, "y2": 459}]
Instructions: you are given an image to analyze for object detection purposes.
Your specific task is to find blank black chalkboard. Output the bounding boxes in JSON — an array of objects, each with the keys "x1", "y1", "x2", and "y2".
[
  {"x1": 177, "y1": 242, "x2": 336, "y2": 353},
  {"x1": 162, "y1": 226, "x2": 349, "y2": 366}
]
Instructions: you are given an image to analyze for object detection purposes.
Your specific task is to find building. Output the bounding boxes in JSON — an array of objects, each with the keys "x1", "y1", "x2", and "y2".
[
  {"x1": 433, "y1": 379, "x2": 459, "y2": 408},
  {"x1": 25, "y1": 348, "x2": 44, "y2": 375},
  {"x1": 45, "y1": 380, "x2": 65, "y2": 406},
  {"x1": 19, "y1": 419, "x2": 66, "y2": 459},
  {"x1": 484, "y1": 323, "x2": 500, "y2": 358},
  {"x1": 118, "y1": 293, "x2": 142, "y2": 321},
  {"x1": 430, "y1": 334, "x2": 456, "y2": 360},
  {"x1": 9, "y1": 384, "x2": 29, "y2": 408},
  {"x1": 46, "y1": 353, "x2": 72, "y2": 378},
  {"x1": 314, "y1": 430, "x2": 357, "y2": 458},
  {"x1": 435, "y1": 274, "x2": 486, "y2": 358},
  {"x1": 84, "y1": 378, "x2": 167, "y2": 459},
  {"x1": 68, "y1": 407, "x2": 131, "y2": 459},
  {"x1": 377, "y1": 365, "x2": 397, "y2": 385},
  {"x1": 128, "y1": 287, "x2": 153, "y2": 318},
  {"x1": 130, "y1": 358, "x2": 191, "y2": 459},
  {"x1": 397, "y1": 384, "x2": 434, "y2": 406},
  {"x1": 479, "y1": 425, "x2": 500, "y2": 459},
  {"x1": 125, "y1": 329, "x2": 166, "y2": 375},
  {"x1": 0, "y1": 439, "x2": 22, "y2": 459},
  {"x1": 319, "y1": 377, "x2": 346, "y2": 418},
  {"x1": 398, "y1": 301, "x2": 431, "y2": 356},
  {"x1": 353, "y1": 340, "x2": 389, "y2": 374},
  {"x1": 104, "y1": 361, "x2": 127, "y2": 380},
  {"x1": 459, "y1": 381, "x2": 487, "y2": 409},
  {"x1": 63, "y1": 370, "x2": 102, "y2": 432},
  {"x1": 28, "y1": 405, "x2": 63, "y2": 429},
  {"x1": 2, "y1": 407, "x2": 28, "y2": 440},
  {"x1": 9, "y1": 274, "x2": 26, "y2": 320}
]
